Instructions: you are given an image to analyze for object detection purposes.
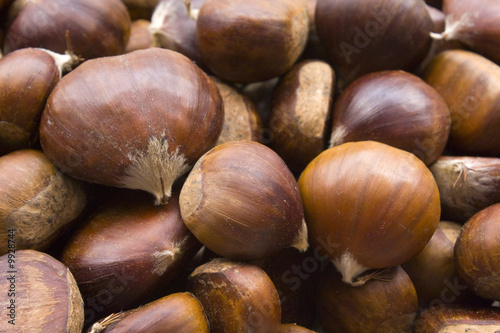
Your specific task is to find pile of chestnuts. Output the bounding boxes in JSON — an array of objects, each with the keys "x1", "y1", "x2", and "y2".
[{"x1": 1, "y1": 0, "x2": 500, "y2": 332}]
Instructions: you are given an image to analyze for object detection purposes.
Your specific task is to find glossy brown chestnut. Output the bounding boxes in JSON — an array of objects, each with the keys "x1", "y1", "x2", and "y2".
[
  {"x1": 299, "y1": 141, "x2": 441, "y2": 285},
  {"x1": 4, "y1": 0, "x2": 131, "y2": 60},
  {"x1": 61, "y1": 190, "x2": 201, "y2": 324},
  {"x1": 196, "y1": 0, "x2": 309, "y2": 83},
  {"x1": 454, "y1": 203, "x2": 500, "y2": 301},
  {"x1": 0, "y1": 250, "x2": 84, "y2": 332},
  {"x1": 40, "y1": 48, "x2": 224, "y2": 205},
  {"x1": 430, "y1": 156, "x2": 500, "y2": 223},
  {"x1": 180, "y1": 140, "x2": 308, "y2": 261},
  {"x1": 413, "y1": 305, "x2": 500, "y2": 332},
  {"x1": 269, "y1": 60, "x2": 335, "y2": 174},
  {"x1": 87, "y1": 292, "x2": 209, "y2": 333},
  {"x1": 0, "y1": 149, "x2": 87, "y2": 255},
  {"x1": 329, "y1": 70, "x2": 451, "y2": 166},
  {"x1": 424, "y1": 49, "x2": 500, "y2": 156},
  {"x1": 125, "y1": 19, "x2": 153, "y2": 53},
  {"x1": 318, "y1": 264, "x2": 418, "y2": 333},
  {"x1": 187, "y1": 258, "x2": 282, "y2": 333},
  {"x1": 315, "y1": 0, "x2": 433, "y2": 89}
]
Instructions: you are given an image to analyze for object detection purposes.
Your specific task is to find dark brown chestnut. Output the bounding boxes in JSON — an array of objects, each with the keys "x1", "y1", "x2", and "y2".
[
  {"x1": 329, "y1": 70, "x2": 451, "y2": 166},
  {"x1": 187, "y1": 258, "x2": 282, "y2": 333},
  {"x1": 122, "y1": 0, "x2": 159, "y2": 20},
  {"x1": 430, "y1": 156, "x2": 500, "y2": 223},
  {"x1": 61, "y1": 190, "x2": 201, "y2": 325},
  {"x1": 4, "y1": 0, "x2": 131, "y2": 60},
  {"x1": 40, "y1": 48, "x2": 224, "y2": 205},
  {"x1": 196, "y1": 0, "x2": 309, "y2": 83},
  {"x1": 315, "y1": 0, "x2": 433, "y2": 89}
]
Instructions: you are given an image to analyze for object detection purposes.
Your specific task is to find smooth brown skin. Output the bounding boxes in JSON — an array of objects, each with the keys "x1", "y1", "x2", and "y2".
[
  {"x1": 0, "y1": 48, "x2": 59, "y2": 154},
  {"x1": 0, "y1": 149, "x2": 87, "y2": 255},
  {"x1": 424, "y1": 50, "x2": 500, "y2": 156},
  {"x1": 88, "y1": 292, "x2": 209, "y2": 333},
  {"x1": 180, "y1": 140, "x2": 306, "y2": 261},
  {"x1": 279, "y1": 323, "x2": 317, "y2": 333},
  {"x1": 455, "y1": 203, "x2": 500, "y2": 301},
  {"x1": 0, "y1": 250, "x2": 84, "y2": 332},
  {"x1": 318, "y1": 265, "x2": 418, "y2": 333},
  {"x1": 61, "y1": 190, "x2": 201, "y2": 324},
  {"x1": 298, "y1": 141, "x2": 441, "y2": 272},
  {"x1": 443, "y1": 0, "x2": 500, "y2": 65},
  {"x1": 430, "y1": 156, "x2": 500, "y2": 223},
  {"x1": 413, "y1": 305, "x2": 500, "y2": 332},
  {"x1": 40, "y1": 48, "x2": 223, "y2": 188},
  {"x1": 196, "y1": 0, "x2": 309, "y2": 83},
  {"x1": 211, "y1": 77, "x2": 263, "y2": 146},
  {"x1": 315, "y1": 0, "x2": 432, "y2": 89},
  {"x1": 125, "y1": 19, "x2": 152, "y2": 53},
  {"x1": 4, "y1": 0, "x2": 131, "y2": 59},
  {"x1": 329, "y1": 70, "x2": 451, "y2": 166},
  {"x1": 270, "y1": 60, "x2": 335, "y2": 175},
  {"x1": 187, "y1": 258, "x2": 282, "y2": 333}
]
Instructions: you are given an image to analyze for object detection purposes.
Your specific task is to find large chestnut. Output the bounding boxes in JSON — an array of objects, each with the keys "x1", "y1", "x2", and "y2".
[
  {"x1": 196, "y1": 0, "x2": 309, "y2": 83},
  {"x1": 4, "y1": 0, "x2": 131, "y2": 60},
  {"x1": 329, "y1": 70, "x2": 451, "y2": 166},
  {"x1": 298, "y1": 141, "x2": 441, "y2": 285},
  {"x1": 315, "y1": 0, "x2": 432, "y2": 89},
  {"x1": 180, "y1": 140, "x2": 308, "y2": 261},
  {"x1": 40, "y1": 48, "x2": 224, "y2": 205},
  {"x1": 454, "y1": 203, "x2": 500, "y2": 301}
]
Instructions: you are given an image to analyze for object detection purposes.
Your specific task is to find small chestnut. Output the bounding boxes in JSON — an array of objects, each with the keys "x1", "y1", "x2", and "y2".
[
  {"x1": 125, "y1": 19, "x2": 153, "y2": 53},
  {"x1": 279, "y1": 323, "x2": 317, "y2": 333}
]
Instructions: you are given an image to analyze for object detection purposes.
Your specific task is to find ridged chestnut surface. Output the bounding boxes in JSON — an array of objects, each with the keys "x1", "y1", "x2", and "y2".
[
  {"x1": 298, "y1": 141, "x2": 441, "y2": 285},
  {"x1": 454, "y1": 203, "x2": 500, "y2": 301},
  {"x1": 315, "y1": 0, "x2": 432, "y2": 88},
  {"x1": 180, "y1": 140, "x2": 308, "y2": 261},
  {"x1": 40, "y1": 48, "x2": 223, "y2": 205},
  {"x1": 0, "y1": 250, "x2": 84, "y2": 332},
  {"x1": 329, "y1": 70, "x2": 450, "y2": 166},
  {"x1": 4, "y1": 0, "x2": 131, "y2": 59},
  {"x1": 424, "y1": 49, "x2": 500, "y2": 156},
  {"x1": 187, "y1": 258, "x2": 282, "y2": 333}
]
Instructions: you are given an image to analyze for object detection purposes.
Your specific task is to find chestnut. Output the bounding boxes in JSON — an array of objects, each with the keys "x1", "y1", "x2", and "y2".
[
  {"x1": 430, "y1": 156, "x2": 500, "y2": 223},
  {"x1": 4, "y1": 0, "x2": 131, "y2": 60},
  {"x1": 329, "y1": 70, "x2": 451, "y2": 166},
  {"x1": 0, "y1": 250, "x2": 84, "y2": 332},
  {"x1": 279, "y1": 323, "x2": 317, "y2": 333},
  {"x1": 61, "y1": 190, "x2": 201, "y2": 324},
  {"x1": 196, "y1": 0, "x2": 309, "y2": 83},
  {"x1": 180, "y1": 140, "x2": 308, "y2": 261},
  {"x1": 269, "y1": 60, "x2": 336, "y2": 174},
  {"x1": 298, "y1": 141, "x2": 441, "y2": 285},
  {"x1": 125, "y1": 19, "x2": 153, "y2": 53},
  {"x1": 315, "y1": 0, "x2": 433, "y2": 89},
  {"x1": 0, "y1": 149, "x2": 87, "y2": 255},
  {"x1": 424, "y1": 49, "x2": 500, "y2": 156},
  {"x1": 317, "y1": 264, "x2": 418, "y2": 332},
  {"x1": 187, "y1": 258, "x2": 282, "y2": 333},
  {"x1": 40, "y1": 48, "x2": 224, "y2": 205},
  {"x1": 87, "y1": 292, "x2": 209, "y2": 333},
  {"x1": 454, "y1": 203, "x2": 500, "y2": 301}
]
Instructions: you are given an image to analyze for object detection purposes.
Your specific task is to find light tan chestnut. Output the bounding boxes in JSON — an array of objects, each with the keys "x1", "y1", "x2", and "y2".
[
  {"x1": 424, "y1": 49, "x2": 500, "y2": 156},
  {"x1": 125, "y1": 19, "x2": 153, "y2": 53},
  {"x1": 318, "y1": 264, "x2": 418, "y2": 333},
  {"x1": 430, "y1": 156, "x2": 500, "y2": 223},
  {"x1": 0, "y1": 149, "x2": 87, "y2": 255},
  {"x1": 87, "y1": 292, "x2": 209, "y2": 333},
  {"x1": 180, "y1": 140, "x2": 308, "y2": 260},
  {"x1": 0, "y1": 250, "x2": 84, "y2": 332},
  {"x1": 298, "y1": 141, "x2": 441, "y2": 285},
  {"x1": 269, "y1": 60, "x2": 336, "y2": 174},
  {"x1": 40, "y1": 48, "x2": 224, "y2": 205},
  {"x1": 454, "y1": 203, "x2": 500, "y2": 301},
  {"x1": 329, "y1": 70, "x2": 451, "y2": 166},
  {"x1": 187, "y1": 258, "x2": 282, "y2": 333}
]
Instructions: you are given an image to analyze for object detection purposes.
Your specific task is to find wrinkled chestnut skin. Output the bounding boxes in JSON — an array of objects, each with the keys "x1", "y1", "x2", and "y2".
[
  {"x1": 0, "y1": 48, "x2": 59, "y2": 154},
  {"x1": 4, "y1": 0, "x2": 131, "y2": 59}
]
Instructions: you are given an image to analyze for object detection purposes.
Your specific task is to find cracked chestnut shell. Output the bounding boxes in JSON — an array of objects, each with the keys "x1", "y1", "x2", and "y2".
[{"x1": 40, "y1": 48, "x2": 224, "y2": 205}]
